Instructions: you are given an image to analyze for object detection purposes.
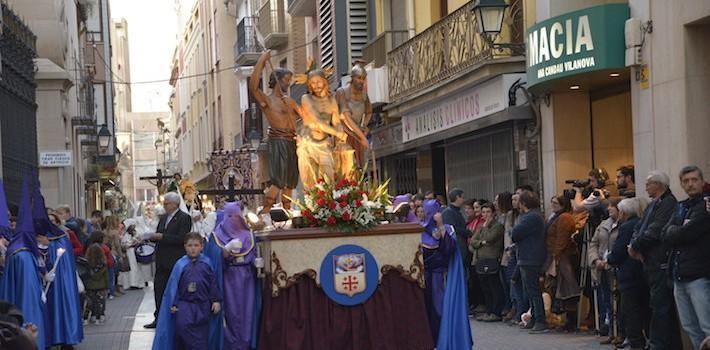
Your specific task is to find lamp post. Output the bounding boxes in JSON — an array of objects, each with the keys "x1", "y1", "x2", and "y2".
[
  {"x1": 98, "y1": 123, "x2": 112, "y2": 151},
  {"x1": 472, "y1": 0, "x2": 525, "y2": 55}
]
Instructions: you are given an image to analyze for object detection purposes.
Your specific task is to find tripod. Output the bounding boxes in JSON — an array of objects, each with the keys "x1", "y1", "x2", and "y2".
[{"x1": 577, "y1": 221, "x2": 595, "y2": 330}]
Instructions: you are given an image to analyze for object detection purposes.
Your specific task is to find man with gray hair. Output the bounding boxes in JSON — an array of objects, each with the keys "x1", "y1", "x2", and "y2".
[
  {"x1": 628, "y1": 170, "x2": 681, "y2": 350},
  {"x1": 662, "y1": 166, "x2": 710, "y2": 349},
  {"x1": 143, "y1": 192, "x2": 192, "y2": 329}
]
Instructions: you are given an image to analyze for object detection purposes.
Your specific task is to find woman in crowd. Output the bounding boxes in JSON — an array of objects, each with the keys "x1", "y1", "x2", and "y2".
[
  {"x1": 415, "y1": 205, "x2": 425, "y2": 222},
  {"x1": 606, "y1": 198, "x2": 649, "y2": 350},
  {"x1": 103, "y1": 216, "x2": 124, "y2": 297},
  {"x1": 588, "y1": 197, "x2": 622, "y2": 342},
  {"x1": 495, "y1": 192, "x2": 515, "y2": 320},
  {"x1": 469, "y1": 203, "x2": 505, "y2": 322},
  {"x1": 544, "y1": 195, "x2": 580, "y2": 331}
]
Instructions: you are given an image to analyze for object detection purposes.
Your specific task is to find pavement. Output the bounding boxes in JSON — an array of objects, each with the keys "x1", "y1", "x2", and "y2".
[
  {"x1": 470, "y1": 318, "x2": 611, "y2": 350},
  {"x1": 76, "y1": 285, "x2": 155, "y2": 350},
  {"x1": 76, "y1": 286, "x2": 612, "y2": 350}
]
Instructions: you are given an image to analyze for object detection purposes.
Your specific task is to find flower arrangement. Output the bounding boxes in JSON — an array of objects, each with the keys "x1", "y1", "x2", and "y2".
[{"x1": 291, "y1": 173, "x2": 391, "y2": 232}]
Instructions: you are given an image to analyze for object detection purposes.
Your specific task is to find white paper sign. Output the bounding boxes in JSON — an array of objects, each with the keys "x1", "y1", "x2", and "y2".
[{"x1": 39, "y1": 151, "x2": 72, "y2": 167}]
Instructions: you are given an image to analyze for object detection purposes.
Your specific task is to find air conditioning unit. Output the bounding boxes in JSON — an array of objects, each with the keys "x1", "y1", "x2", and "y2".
[{"x1": 625, "y1": 18, "x2": 642, "y2": 67}]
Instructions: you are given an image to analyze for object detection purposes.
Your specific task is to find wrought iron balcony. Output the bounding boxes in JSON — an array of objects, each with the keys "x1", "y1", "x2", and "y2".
[
  {"x1": 81, "y1": 135, "x2": 98, "y2": 147},
  {"x1": 287, "y1": 0, "x2": 316, "y2": 17},
  {"x1": 362, "y1": 30, "x2": 409, "y2": 68},
  {"x1": 235, "y1": 16, "x2": 262, "y2": 66},
  {"x1": 71, "y1": 116, "x2": 96, "y2": 126},
  {"x1": 386, "y1": 0, "x2": 523, "y2": 102},
  {"x1": 75, "y1": 126, "x2": 97, "y2": 135},
  {"x1": 258, "y1": 0, "x2": 288, "y2": 49}
]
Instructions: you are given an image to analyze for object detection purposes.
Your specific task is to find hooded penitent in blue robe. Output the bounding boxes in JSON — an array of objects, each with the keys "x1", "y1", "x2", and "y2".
[
  {"x1": 392, "y1": 195, "x2": 419, "y2": 223},
  {"x1": 0, "y1": 177, "x2": 47, "y2": 350},
  {"x1": 419, "y1": 199, "x2": 473, "y2": 350},
  {"x1": 152, "y1": 254, "x2": 220, "y2": 350},
  {"x1": 205, "y1": 202, "x2": 260, "y2": 350},
  {"x1": 31, "y1": 174, "x2": 83, "y2": 346}
]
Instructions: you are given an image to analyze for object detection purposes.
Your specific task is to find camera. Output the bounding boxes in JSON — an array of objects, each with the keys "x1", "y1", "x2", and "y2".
[
  {"x1": 565, "y1": 179, "x2": 590, "y2": 188},
  {"x1": 592, "y1": 189, "x2": 611, "y2": 198}
]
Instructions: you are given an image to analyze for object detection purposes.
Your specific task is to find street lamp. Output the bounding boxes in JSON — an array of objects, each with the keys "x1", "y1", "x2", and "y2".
[
  {"x1": 472, "y1": 0, "x2": 507, "y2": 36},
  {"x1": 98, "y1": 124, "x2": 112, "y2": 150},
  {"x1": 247, "y1": 129, "x2": 261, "y2": 149},
  {"x1": 471, "y1": 0, "x2": 525, "y2": 55}
]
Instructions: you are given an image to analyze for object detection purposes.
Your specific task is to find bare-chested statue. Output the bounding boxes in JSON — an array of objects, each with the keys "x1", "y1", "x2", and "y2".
[
  {"x1": 297, "y1": 69, "x2": 354, "y2": 188},
  {"x1": 249, "y1": 50, "x2": 302, "y2": 214},
  {"x1": 336, "y1": 64, "x2": 372, "y2": 168}
]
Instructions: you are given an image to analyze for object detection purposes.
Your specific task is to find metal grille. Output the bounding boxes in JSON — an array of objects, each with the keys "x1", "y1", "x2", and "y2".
[
  {"x1": 0, "y1": 4, "x2": 37, "y2": 207},
  {"x1": 318, "y1": 0, "x2": 334, "y2": 70},
  {"x1": 347, "y1": 0, "x2": 367, "y2": 61},
  {"x1": 445, "y1": 129, "x2": 514, "y2": 201},
  {"x1": 390, "y1": 154, "x2": 417, "y2": 195}
]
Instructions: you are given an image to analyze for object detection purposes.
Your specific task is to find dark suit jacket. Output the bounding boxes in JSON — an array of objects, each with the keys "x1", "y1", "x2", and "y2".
[{"x1": 154, "y1": 210, "x2": 192, "y2": 271}]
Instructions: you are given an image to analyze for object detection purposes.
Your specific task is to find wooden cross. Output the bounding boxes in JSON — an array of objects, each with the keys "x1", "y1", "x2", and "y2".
[
  {"x1": 199, "y1": 175, "x2": 264, "y2": 202},
  {"x1": 138, "y1": 169, "x2": 174, "y2": 193}
]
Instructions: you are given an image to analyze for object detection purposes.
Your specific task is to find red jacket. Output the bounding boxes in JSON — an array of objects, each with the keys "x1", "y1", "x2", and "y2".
[{"x1": 66, "y1": 230, "x2": 83, "y2": 257}]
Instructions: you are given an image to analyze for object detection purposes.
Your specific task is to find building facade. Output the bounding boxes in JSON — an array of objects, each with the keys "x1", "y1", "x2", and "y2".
[
  {"x1": 525, "y1": 0, "x2": 710, "y2": 203},
  {"x1": 365, "y1": 0, "x2": 537, "y2": 201},
  {"x1": 10, "y1": 0, "x2": 120, "y2": 215}
]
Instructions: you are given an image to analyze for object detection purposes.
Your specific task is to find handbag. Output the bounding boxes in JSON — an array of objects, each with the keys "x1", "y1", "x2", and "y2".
[
  {"x1": 118, "y1": 256, "x2": 131, "y2": 272},
  {"x1": 476, "y1": 258, "x2": 500, "y2": 275}
]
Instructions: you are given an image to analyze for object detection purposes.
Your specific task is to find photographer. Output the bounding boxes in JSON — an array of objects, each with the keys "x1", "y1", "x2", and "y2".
[{"x1": 570, "y1": 168, "x2": 611, "y2": 230}]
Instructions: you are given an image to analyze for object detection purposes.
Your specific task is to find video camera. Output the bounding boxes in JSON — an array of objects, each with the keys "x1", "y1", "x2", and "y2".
[{"x1": 563, "y1": 179, "x2": 590, "y2": 199}]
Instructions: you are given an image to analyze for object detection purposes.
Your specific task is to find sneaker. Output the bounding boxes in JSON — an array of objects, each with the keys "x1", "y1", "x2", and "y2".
[
  {"x1": 475, "y1": 313, "x2": 489, "y2": 321},
  {"x1": 82, "y1": 319, "x2": 89, "y2": 326},
  {"x1": 529, "y1": 323, "x2": 549, "y2": 334},
  {"x1": 99, "y1": 315, "x2": 106, "y2": 323},
  {"x1": 93, "y1": 317, "x2": 100, "y2": 325},
  {"x1": 108, "y1": 295, "x2": 115, "y2": 300}
]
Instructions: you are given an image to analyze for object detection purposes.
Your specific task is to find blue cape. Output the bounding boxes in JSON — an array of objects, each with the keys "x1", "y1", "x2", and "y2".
[
  {"x1": 204, "y1": 233, "x2": 263, "y2": 350},
  {"x1": 436, "y1": 242, "x2": 474, "y2": 350},
  {"x1": 0, "y1": 250, "x2": 47, "y2": 350},
  {"x1": 152, "y1": 254, "x2": 218, "y2": 350},
  {"x1": 46, "y1": 235, "x2": 83, "y2": 345}
]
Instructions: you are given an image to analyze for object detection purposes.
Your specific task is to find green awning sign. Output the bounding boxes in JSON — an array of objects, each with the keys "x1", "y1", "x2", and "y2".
[{"x1": 526, "y1": 4, "x2": 629, "y2": 88}]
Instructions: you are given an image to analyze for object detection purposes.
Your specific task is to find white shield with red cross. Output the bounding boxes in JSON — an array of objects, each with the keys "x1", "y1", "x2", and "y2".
[{"x1": 333, "y1": 253, "x2": 366, "y2": 297}]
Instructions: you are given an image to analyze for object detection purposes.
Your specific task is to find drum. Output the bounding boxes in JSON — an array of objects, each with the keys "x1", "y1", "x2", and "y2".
[{"x1": 135, "y1": 242, "x2": 156, "y2": 264}]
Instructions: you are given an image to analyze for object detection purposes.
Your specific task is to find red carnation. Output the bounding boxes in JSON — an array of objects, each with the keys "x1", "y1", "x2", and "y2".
[
  {"x1": 302, "y1": 209, "x2": 311, "y2": 217},
  {"x1": 350, "y1": 180, "x2": 358, "y2": 187},
  {"x1": 339, "y1": 201, "x2": 348, "y2": 208},
  {"x1": 317, "y1": 190, "x2": 326, "y2": 198},
  {"x1": 327, "y1": 216, "x2": 337, "y2": 225},
  {"x1": 328, "y1": 201, "x2": 337, "y2": 210},
  {"x1": 339, "y1": 194, "x2": 348, "y2": 202},
  {"x1": 316, "y1": 198, "x2": 326, "y2": 207},
  {"x1": 342, "y1": 212, "x2": 351, "y2": 221},
  {"x1": 354, "y1": 200, "x2": 362, "y2": 207}
]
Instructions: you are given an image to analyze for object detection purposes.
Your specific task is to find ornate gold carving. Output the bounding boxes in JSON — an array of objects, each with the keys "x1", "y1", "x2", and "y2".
[
  {"x1": 380, "y1": 245, "x2": 425, "y2": 288},
  {"x1": 270, "y1": 251, "x2": 318, "y2": 297}
]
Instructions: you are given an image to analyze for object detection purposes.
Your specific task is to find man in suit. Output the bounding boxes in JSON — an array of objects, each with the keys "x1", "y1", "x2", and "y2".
[{"x1": 144, "y1": 192, "x2": 192, "y2": 329}]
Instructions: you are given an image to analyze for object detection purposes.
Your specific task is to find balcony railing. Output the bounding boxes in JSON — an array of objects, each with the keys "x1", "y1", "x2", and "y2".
[
  {"x1": 235, "y1": 16, "x2": 262, "y2": 66},
  {"x1": 387, "y1": 0, "x2": 523, "y2": 102},
  {"x1": 258, "y1": 0, "x2": 288, "y2": 48},
  {"x1": 287, "y1": 0, "x2": 316, "y2": 17},
  {"x1": 362, "y1": 30, "x2": 409, "y2": 68}
]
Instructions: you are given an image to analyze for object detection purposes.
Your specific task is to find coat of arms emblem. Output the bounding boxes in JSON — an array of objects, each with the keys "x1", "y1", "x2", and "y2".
[{"x1": 333, "y1": 253, "x2": 366, "y2": 297}]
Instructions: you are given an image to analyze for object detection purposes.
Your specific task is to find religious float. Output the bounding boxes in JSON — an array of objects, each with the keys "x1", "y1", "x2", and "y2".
[{"x1": 254, "y1": 176, "x2": 435, "y2": 350}]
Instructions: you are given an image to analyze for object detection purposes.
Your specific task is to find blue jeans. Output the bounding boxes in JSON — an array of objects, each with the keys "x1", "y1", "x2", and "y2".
[
  {"x1": 108, "y1": 256, "x2": 117, "y2": 295},
  {"x1": 511, "y1": 263, "x2": 529, "y2": 322},
  {"x1": 674, "y1": 277, "x2": 710, "y2": 350},
  {"x1": 595, "y1": 272, "x2": 612, "y2": 331},
  {"x1": 520, "y1": 265, "x2": 545, "y2": 325}
]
